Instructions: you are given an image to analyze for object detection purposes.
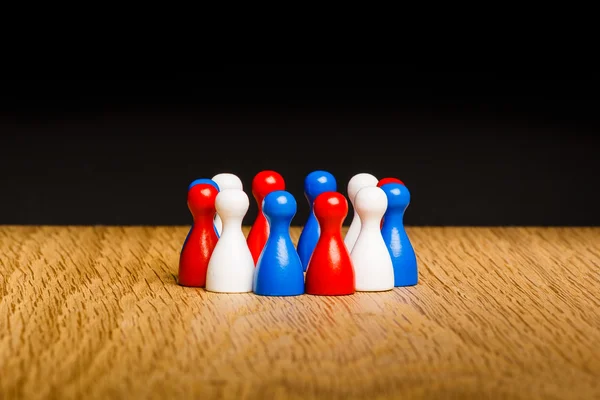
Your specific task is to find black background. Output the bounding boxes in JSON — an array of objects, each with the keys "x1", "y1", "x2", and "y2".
[{"x1": 1, "y1": 65, "x2": 598, "y2": 226}]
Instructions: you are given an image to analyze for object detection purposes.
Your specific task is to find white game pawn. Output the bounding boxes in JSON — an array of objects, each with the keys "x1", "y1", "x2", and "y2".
[
  {"x1": 211, "y1": 173, "x2": 244, "y2": 235},
  {"x1": 350, "y1": 186, "x2": 395, "y2": 291},
  {"x1": 344, "y1": 173, "x2": 378, "y2": 252},
  {"x1": 205, "y1": 189, "x2": 255, "y2": 293}
]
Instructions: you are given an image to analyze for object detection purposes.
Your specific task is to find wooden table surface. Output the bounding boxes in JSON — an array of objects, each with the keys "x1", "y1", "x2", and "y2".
[{"x1": 0, "y1": 226, "x2": 599, "y2": 400}]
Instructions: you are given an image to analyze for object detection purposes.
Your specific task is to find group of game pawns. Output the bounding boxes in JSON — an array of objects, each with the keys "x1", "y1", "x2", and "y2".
[{"x1": 178, "y1": 170, "x2": 417, "y2": 296}]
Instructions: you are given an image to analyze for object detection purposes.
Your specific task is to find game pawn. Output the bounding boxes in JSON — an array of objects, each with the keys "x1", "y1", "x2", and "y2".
[
  {"x1": 253, "y1": 191, "x2": 304, "y2": 296},
  {"x1": 188, "y1": 178, "x2": 220, "y2": 234},
  {"x1": 206, "y1": 189, "x2": 255, "y2": 293},
  {"x1": 178, "y1": 182, "x2": 220, "y2": 287},
  {"x1": 297, "y1": 170, "x2": 337, "y2": 271},
  {"x1": 377, "y1": 177, "x2": 404, "y2": 188},
  {"x1": 188, "y1": 178, "x2": 220, "y2": 191},
  {"x1": 377, "y1": 177, "x2": 404, "y2": 228},
  {"x1": 246, "y1": 170, "x2": 285, "y2": 265},
  {"x1": 344, "y1": 173, "x2": 378, "y2": 253},
  {"x1": 211, "y1": 173, "x2": 243, "y2": 236},
  {"x1": 380, "y1": 183, "x2": 418, "y2": 286},
  {"x1": 305, "y1": 192, "x2": 355, "y2": 296},
  {"x1": 350, "y1": 186, "x2": 395, "y2": 292}
]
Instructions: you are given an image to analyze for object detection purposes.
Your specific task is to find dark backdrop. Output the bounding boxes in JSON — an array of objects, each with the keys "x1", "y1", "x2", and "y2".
[{"x1": 1, "y1": 65, "x2": 598, "y2": 226}]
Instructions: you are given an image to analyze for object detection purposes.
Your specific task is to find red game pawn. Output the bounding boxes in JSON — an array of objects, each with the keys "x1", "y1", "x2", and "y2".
[
  {"x1": 246, "y1": 170, "x2": 285, "y2": 265},
  {"x1": 305, "y1": 192, "x2": 355, "y2": 296},
  {"x1": 377, "y1": 177, "x2": 404, "y2": 228},
  {"x1": 377, "y1": 177, "x2": 404, "y2": 187},
  {"x1": 178, "y1": 184, "x2": 219, "y2": 287}
]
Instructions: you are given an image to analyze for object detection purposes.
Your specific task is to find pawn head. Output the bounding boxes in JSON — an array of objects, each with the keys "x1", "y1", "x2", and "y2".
[
  {"x1": 212, "y1": 173, "x2": 243, "y2": 192},
  {"x1": 304, "y1": 170, "x2": 337, "y2": 202},
  {"x1": 347, "y1": 173, "x2": 378, "y2": 204},
  {"x1": 188, "y1": 178, "x2": 219, "y2": 191},
  {"x1": 215, "y1": 189, "x2": 249, "y2": 220},
  {"x1": 313, "y1": 191, "x2": 348, "y2": 226},
  {"x1": 262, "y1": 190, "x2": 297, "y2": 223},
  {"x1": 252, "y1": 170, "x2": 285, "y2": 202},
  {"x1": 354, "y1": 186, "x2": 388, "y2": 221},
  {"x1": 380, "y1": 183, "x2": 410, "y2": 212},
  {"x1": 377, "y1": 177, "x2": 404, "y2": 187},
  {"x1": 187, "y1": 184, "x2": 219, "y2": 217}
]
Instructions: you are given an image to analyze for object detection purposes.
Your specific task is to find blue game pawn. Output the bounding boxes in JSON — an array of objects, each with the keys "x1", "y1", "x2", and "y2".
[
  {"x1": 253, "y1": 190, "x2": 305, "y2": 296},
  {"x1": 380, "y1": 183, "x2": 418, "y2": 286},
  {"x1": 189, "y1": 178, "x2": 220, "y2": 191},
  {"x1": 186, "y1": 178, "x2": 220, "y2": 238},
  {"x1": 297, "y1": 171, "x2": 337, "y2": 271}
]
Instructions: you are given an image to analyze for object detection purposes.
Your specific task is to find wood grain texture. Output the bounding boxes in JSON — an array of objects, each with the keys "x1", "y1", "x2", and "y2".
[{"x1": 0, "y1": 226, "x2": 599, "y2": 400}]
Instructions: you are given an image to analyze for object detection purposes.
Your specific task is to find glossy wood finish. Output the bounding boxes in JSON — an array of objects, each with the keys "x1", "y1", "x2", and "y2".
[{"x1": 1, "y1": 226, "x2": 599, "y2": 399}]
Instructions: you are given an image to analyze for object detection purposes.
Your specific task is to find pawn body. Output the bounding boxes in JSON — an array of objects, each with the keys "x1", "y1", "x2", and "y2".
[
  {"x1": 377, "y1": 177, "x2": 404, "y2": 228},
  {"x1": 247, "y1": 170, "x2": 286, "y2": 265},
  {"x1": 206, "y1": 189, "x2": 255, "y2": 293},
  {"x1": 178, "y1": 183, "x2": 219, "y2": 287},
  {"x1": 211, "y1": 173, "x2": 244, "y2": 236},
  {"x1": 377, "y1": 177, "x2": 404, "y2": 187},
  {"x1": 305, "y1": 192, "x2": 355, "y2": 296},
  {"x1": 297, "y1": 170, "x2": 337, "y2": 271},
  {"x1": 189, "y1": 178, "x2": 220, "y2": 191},
  {"x1": 344, "y1": 173, "x2": 378, "y2": 253},
  {"x1": 188, "y1": 178, "x2": 220, "y2": 235},
  {"x1": 380, "y1": 183, "x2": 418, "y2": 286},
  {"x1": 254, "y1": 191, "x2": 304, "y2": 296},
  {"x1": 351, "y1": 186, "x2": 394, "y2": 291}
]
